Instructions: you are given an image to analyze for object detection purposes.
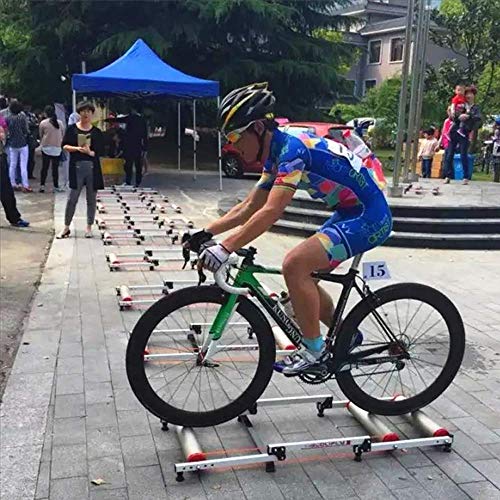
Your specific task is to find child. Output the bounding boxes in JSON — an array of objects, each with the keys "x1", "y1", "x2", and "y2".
[
  {"x1": 450, "y1": 84, "x2": 468, "y2": 137},
  {"x1": 418, "y1": 127, "x2": 439, "y2": 178}
]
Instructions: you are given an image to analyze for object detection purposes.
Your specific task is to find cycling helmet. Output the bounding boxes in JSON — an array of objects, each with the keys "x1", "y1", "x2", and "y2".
[
  {"x1": 495, "y1": 116, "x2": 500, "y2": 126},
  {"x1": 217, "y1": 82, "x2": 275, "y2": 135}
]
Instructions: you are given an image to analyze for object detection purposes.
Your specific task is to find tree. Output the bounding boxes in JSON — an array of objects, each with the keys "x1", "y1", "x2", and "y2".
[
  {"x1": 431, "y1": 0, "x2": 500, "y2": 84},
  {"x1": 0, "y1": 0, "x2": 352, "y2": 118}
]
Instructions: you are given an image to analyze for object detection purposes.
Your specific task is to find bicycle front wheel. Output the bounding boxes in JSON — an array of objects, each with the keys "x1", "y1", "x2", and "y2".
[
  {"x1": 126, "y1": 286, "x2": 276, "y2": 427},
  {"x1": 335, "y1": 283, "x2": 465, "y2": 415}
]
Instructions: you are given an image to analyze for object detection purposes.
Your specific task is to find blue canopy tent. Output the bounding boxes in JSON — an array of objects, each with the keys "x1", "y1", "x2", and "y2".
[{"x1": 72, "y1": 39, "x2": 222, "y2": 188}]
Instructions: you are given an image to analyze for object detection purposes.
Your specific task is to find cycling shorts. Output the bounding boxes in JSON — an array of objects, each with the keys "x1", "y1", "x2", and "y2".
[{"x1": 314, "y1": 191, "x2": 392, "y2": 268}]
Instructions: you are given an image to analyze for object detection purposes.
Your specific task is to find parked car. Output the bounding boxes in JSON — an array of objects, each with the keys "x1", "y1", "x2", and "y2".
[{"x1": 221, "y1": 121, "x2": 351, "y2": 178}]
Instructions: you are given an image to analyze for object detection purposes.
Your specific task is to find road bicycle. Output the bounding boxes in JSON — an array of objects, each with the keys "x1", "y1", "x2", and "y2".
[{"x1": 126, "y1": 247, "x2": 465, "y2": 427}]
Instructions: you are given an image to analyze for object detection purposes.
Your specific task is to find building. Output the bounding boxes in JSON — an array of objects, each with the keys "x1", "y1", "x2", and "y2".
[{"x1": 337, "y1": 0, "x2": 462, "y2": 98}]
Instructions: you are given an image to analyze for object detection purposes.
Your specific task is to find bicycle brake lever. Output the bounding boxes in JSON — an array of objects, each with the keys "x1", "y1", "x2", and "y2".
[
  {"x1": 182, "y1": 246, "x2": 190, "y2": 269},
  {"x1": 197, "y1": 268, "x2": 207, "y2": 286}
]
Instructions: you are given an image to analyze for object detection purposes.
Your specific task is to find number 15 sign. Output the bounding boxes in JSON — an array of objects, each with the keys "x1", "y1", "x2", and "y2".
[{"x1": 362, "y1": 261, "x2": 391, "y2": 281}]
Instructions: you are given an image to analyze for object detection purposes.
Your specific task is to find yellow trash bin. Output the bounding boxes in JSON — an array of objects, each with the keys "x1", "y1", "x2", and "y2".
[{"x1": 101, "y1": 157, "x2": 125, "y2": 186}]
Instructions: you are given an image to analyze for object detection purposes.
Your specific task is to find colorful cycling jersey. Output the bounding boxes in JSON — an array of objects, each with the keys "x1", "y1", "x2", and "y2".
[{"x1": 256, "y1": 129, "x2": 384, "y2": 209}]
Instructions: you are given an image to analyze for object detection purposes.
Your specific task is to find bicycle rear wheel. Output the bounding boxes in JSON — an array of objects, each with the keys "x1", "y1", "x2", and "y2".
[
  {"x1": 335, "y1": 283, "x2": 465, "y2": 415},
  {"x1": 126, "y1": 286, "x2": 275, "y2": 427}
]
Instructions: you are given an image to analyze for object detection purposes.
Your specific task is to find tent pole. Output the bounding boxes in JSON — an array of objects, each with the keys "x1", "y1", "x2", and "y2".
[
  {"x1": 193, "y1": 99, "x2": 197, "y2": 180},
  {"x1": 217, "y1": 96, "x2": 222, "y2": 191},
  {"x1": 177, "y1": 101, "x2": 181, "y2": 170}
]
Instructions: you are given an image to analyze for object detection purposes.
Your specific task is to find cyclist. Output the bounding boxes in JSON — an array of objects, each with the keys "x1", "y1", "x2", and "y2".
[{"x1": 186, "y1": 82, "x2": 392, "y2": 376}]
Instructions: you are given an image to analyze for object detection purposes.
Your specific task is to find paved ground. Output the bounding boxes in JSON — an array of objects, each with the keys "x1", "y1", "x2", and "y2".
[
  {"x1": 0, "y1": 183, "x2": 54, "y2": 398},
  {"x1": 1, "y1": 169, "x2": 500, "y2": 500}
]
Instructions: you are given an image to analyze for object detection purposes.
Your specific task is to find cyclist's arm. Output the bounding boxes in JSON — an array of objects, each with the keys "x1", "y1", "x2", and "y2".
[
  {"x1": 207, "y1": 187, "x2": 269, "y2": 236},
  {"x1": 222, "y1": 158, "x2": 304, "y2": 251}
]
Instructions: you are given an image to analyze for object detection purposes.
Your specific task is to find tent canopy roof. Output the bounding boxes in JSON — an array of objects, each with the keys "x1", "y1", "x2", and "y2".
[{"x1": 72, "y1": 39, "x2": 219, "y2": 99}]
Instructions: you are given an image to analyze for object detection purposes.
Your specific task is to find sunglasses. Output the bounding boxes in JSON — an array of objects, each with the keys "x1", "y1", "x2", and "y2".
[{"x1": 224, "y1": 123, "x2": 253, "y2": 144}]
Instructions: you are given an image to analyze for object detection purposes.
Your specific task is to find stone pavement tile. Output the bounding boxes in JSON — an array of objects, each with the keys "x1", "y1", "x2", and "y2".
[
  {"x1": 51, "y1": 443, "x2": 87, "y2": 479},
  {"x1": 117, "y1": 410, "x2": 151, "y2": 437},
  {"x1": 345, "y1": 472, "x2": 397, "y2": 499},
  {"x1": 114, "y1": 387, "x2": 144, "y2": 412},
  {"x1": 88, "y1": 455, "x2": 126, "y2": 491},
  {"x1": 448, "y1": 430, "x2": 493, "y2": 461},
  {"x1": 393, "y1": 485, "x2": 437, "y2": 499},
  {"x1": 460, "y1": 481, "x2": 500, "y2": 500},
  {"x1": 472, "y1": 391, "x2": 500, "y2": 414},
  {"x1": 87, "y1": 427, "x2": 122, "y2": 460},
  {"x1": 0, "y1": 444, "x2": 42, "y2": 500},
  {"x1": 301, "y1": 460, "x2": 357, "y2": 499},
  {"x1": 50, "y1": 476, "x2": 89, "y2": 500},
  {"x1": 35, "y1": 461, "x2": 50, "y2": 499},
  {"x1": 111, "y1": 369, "x2": 129, "y2": 389},
  {"x1": 56, "y1": 373, "x2": 84, "y2": 395},
  {"x1": 56, "y1": 356, "x2": 83, "y2": 375},
  {"x1": 395, "y1": 448, "x2": 434, "y2": 469},
  {"x1": 126, "y1": 465, "x2": 167, "y2": 500},
  {"x1": 429, "y1": 394, "x2": 471, "y2": 419},
  {"x1": 59, "y1": 341, "x2": 83, "y2": 358},
  {"x1": 367, "y1": 454, "x2": 420, "y2": 490},
  {"x1": 52, "y1": 416, "x2": 86, "y2": 447},
  {"x1": 54, "y1": 393, "x2": 85, "y2": 419},
  {"x1": 90, "y1": 488, "x2": 129, "y2": 500},
  {"x1": 84, "y1": 367, "x2": 112, "y2": 384},
  {"x1": 484, "y1": 443, "x2": 500, "y2": 456},
  {"x1": 451, "y1": 416, "x2": 500, "y2": 445},
  {"x1": 41, "y1": 405, "x2": 54, "y2": 463},
  {"x1": 407, "y1": 465, "x2": 470, "y2": 499},
  {"x1": 470, "y1": 459, "x2": 500, "y2": 489},
  {"x1": 85, "y1": 381, "x2": 114, "y2": 405},
  {"x1": 122, "y1": 434, "x2": 159, "y2": 468},
  {"x1": 435, "y1": 456, "x2": 486, "y2": 484},
  {"x1": 86, "y1": 401, "x2": 118, "y2": 429}
]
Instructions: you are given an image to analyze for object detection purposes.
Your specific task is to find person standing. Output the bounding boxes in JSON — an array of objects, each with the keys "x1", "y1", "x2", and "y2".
[
  {"x1": 39, "y1": 105, "x2": 65, "y2": 192},
  {"x1": 443, "y1": 86, "x2": 482, "y2": 185},
  {"x1": 0, "y1": 124, "x2": 29, "y2": 227},
  {"x1": 107, "y1": 106, "x2": 148, "y2": 187},
  {"x1": 57, "y1": 101, "x2": 104, "y2": 239},
  {"x1": 6, "y1": 100, "x2": 31, "y2": 192},
  {"x1": 418, "y1": 128, "x2": 439, "y2": 178},
  {"x1": 24, "y1": 104, "x2": 39, "y2": 180}
]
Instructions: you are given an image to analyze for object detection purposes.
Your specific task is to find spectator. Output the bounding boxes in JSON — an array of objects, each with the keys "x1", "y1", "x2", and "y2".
[
  {"x1": 39, "y1": 105, "x2": 65, "y2": 193},
  {"x1": 107, "y1": 105, "x2": 148, "y2": 187},
  {"x1": 418, "y1": 128, "x2": 439, "y2": 178},
  {"x1": 438, "y1": 107, "x2": 454, "y2": 151},
  {"x1": 24, "y1": 104, "x2": 39, "y2": 180},
  {"x1": 57, "y1": 101, "x2": 104, "y2": 239},
  {"x1": 6, "y1": 100, "x2": 31, "y2": 192},
  {"x1": 68, "y1": 110, "x2": 80, "y2": 126},
  {"x1": 492, "y1": 116, "x2": 500, "y2": 183},
  {"x1": 449, "y1": 84, "x2": 468, "y2": 138},
  {"x1": 0, "y1": 124, "x2": 29, "y2": 227},
  {"x1": 0, "y1": 97, "x2": 10, "y2": 119},
  {"x1": 443, "y1": 86, "x2": 482, "y2": 185}
]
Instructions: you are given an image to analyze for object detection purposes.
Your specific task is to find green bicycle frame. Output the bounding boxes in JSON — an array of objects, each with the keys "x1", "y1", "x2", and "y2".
[{"x1": 208, "y1": 262, "x2": 305, "y2": 346}]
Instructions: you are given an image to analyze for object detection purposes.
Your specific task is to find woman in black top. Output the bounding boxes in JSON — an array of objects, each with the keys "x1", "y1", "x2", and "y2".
[{"x1": 57, "y1": 101, "x2": 104, "y2": 239}]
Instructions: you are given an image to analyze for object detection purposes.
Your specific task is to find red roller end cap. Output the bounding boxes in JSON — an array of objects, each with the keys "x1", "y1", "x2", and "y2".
[
  {"x1": 433, "y1": 428, "x2": 449, "y2": 437},
  {"x1": 187, "y1": 452, "x2": 206, "y2": 462},
  {"x1": 345, "y1": 401, "x2": 351, "y2": 409},
  {"x1": 122, "y1": 296, "x2": 132, "y2": 302},
  {"x1": 285, "y1": 345, "x2": 296, "y2": 351},
  {"x1": 381, "y1": 432, "x2": 400, "y2": 442}
]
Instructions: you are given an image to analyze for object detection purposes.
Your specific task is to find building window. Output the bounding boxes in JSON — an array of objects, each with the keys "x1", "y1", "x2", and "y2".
[
  {"x1": 364, "y1": 80, "x2": 377, "y2": 94},
  {"x1": 390, "y1": 37, "x2": 404, "y2": 62},
  {"x1": 368, "y1": 40, "x2": 381, "y2": 64}
]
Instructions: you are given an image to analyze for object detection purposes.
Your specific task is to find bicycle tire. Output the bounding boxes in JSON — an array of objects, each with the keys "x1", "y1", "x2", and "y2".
[
  {"x1": 126, "y1": 286, "x2": 276, "y2": 427},
  {"x1": 334, "y1": 283, "x2": 465, "y2": 416}
]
